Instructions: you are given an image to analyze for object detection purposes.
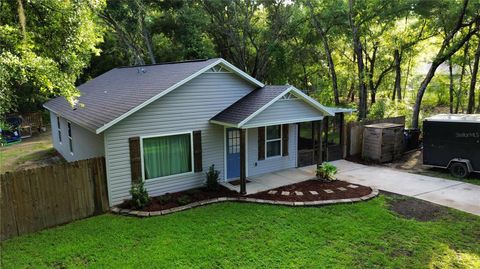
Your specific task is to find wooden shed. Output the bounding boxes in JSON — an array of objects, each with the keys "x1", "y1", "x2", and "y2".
[{"x1": 362, "y1": 123, "x2": 404, "y2": 163}]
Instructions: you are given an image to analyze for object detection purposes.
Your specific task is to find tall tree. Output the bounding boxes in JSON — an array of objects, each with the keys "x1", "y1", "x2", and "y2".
[
  {"x1": 305, "y1": 0, "x2": 346, "y2": 105},
  {"x1": 349, "y1": 0, "x2": 367, "y2": 119},
  {"x1": 201, "y1": 0, "x2": 293, "y2": 81},
  {"x1": 467, "y1": 35, "x2": 480, "y2": 113},
  {"x1": 0, "y1": 0, "x2": 105, "y2": 115},
  {"x1": 411, "y1": 0, "x2": 479, "y2": 128}
]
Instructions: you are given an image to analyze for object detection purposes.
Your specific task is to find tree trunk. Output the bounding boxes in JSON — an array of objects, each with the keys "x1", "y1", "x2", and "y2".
[
  {"x1": 367, "y1": 46, "x2": 377, "y2": 104},
  {"x1": 412, "y1": 0, "x2": 476, "y2": 128},
  {"x1": 393, "y1": 49, "x2": 402, "y2": 100},
  {"x1": 449, "y1": 59, "x2": 455, "y2": 113},
  {"x1": 349, "y1": 0, "x2": 367, "y2": 119},
  {"x1": 467, "y1": 38, "x2": 480, "y2": 114},
  {"x1": 456, "y1": 40, "x2": 470, "y2": 113},
  {"x1": 468, "y1": 38, "x2": 480, "y2": 113},
  {"x1": 323, "y1": 36, "x2": 340, "y2": 105},
  {"x1": 306, "y1": 1, "x2": 340, "y2": 105}
]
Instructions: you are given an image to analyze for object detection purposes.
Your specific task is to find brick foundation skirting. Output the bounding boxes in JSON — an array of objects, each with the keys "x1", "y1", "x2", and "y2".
[{"x1": 111, "y1": 188, "x2": 380, "y2": 218}]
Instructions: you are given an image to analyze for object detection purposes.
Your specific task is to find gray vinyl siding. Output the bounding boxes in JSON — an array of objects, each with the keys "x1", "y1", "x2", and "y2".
[
  {"x1": 246, "y1": 124, "x2": 298, "y2": 176},
  {"x1": 105, "y1": 72, "x2": 255, "y2": 205},
  {"x1": 243, "y1": 99, "x2": 323, "y2": 128},
  {"x1": 49, "y1": 111, "x2": 104, "y2": 162}
]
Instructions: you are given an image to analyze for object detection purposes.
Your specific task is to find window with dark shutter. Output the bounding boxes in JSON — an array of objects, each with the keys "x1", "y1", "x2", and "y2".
[
  {"x1": 193, "y1": 130, "x2": 202, "y2": 172},
  {"x1": 258, "y1": 127, "x2": 265, "y2": 160},
  {"x1": 129, "y1": 137, "x2": 142, "y2": 184},
  {"x1": 282, "y1": 124, "x2": 289, "y2": 156}
]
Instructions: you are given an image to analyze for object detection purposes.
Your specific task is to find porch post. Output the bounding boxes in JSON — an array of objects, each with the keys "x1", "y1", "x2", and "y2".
[
  {"x1": 323, "y1": 116, "x2": 329, "y2": 162},
  {"x1": 240, "y1": 128, "x2": 247, "y2": 194},
  {"x1": 316, "y1": 120, "x2": 323, "y2": 165}
]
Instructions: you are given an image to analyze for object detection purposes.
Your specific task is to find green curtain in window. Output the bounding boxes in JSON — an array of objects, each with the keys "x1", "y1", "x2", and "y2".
[{"x1": 143, "y1": 134, "x2": 191, "y2": 179}]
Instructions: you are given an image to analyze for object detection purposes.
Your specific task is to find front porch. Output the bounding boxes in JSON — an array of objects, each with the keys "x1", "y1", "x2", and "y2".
[{"x1": 221, "y1": 165, "x2": 316, "y2": 194}]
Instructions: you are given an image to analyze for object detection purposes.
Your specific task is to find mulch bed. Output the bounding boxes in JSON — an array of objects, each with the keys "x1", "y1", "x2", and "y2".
[
  {"x1": 118, "y1": 186, "x2": 240, "y2": 212},
  {"x1": 248, "y1": 180, "x2": 372, "y2": 202}
]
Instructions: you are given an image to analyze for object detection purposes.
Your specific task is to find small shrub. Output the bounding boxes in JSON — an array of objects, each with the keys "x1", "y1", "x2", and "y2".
[
  {"x1": 205, "y1": 164, "x2": 220, "y2": 191},
  {"x1": 129, "y1": 181, "x2": 150, "y2": 209},
  {"x1": 177, "y1": 195, "x2": 191, "y2": 206},
  {"x1": 316, "y1": 162, "x2": 337, "y2": 181}
]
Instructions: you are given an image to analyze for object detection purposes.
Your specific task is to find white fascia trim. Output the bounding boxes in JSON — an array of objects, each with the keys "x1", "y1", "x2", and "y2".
[
  {"x1": 43, "y1": 105, "x2": 99, "y2": 134},
  {"x1": 289, "y1": 87, "x2": 335, "y2": 116},
  {"x1": 95, "y1": 59, "x2": 264, "y2": 134},
  {"x1": 209, "y1": 120, "x2": 240, "y2": 128},
  {"x1": 242, "y1": 116, "x2": 324, "y2": 129},
  {"x1": 237, "y1": 86, "x2": 295, "y2": 128}
]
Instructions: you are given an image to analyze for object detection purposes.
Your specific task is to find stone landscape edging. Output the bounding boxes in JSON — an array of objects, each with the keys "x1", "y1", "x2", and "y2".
[{"x1": 111, "y1": 188, "x2": 379, "y2": 217}]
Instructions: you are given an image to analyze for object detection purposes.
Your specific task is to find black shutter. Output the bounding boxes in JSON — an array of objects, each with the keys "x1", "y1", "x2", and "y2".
[
  {"x1": 282, "y1": 124, "x2": 289, "y2": 156},
  {"x1": 129, "y1": 137, "x2": 142, "y2": 183},
  {"x1": 258, "y1": 127, "x2": 265, "y2": 160},
  {"x1": 193, "y1": 130, "x2": 202, "y2": 172}
]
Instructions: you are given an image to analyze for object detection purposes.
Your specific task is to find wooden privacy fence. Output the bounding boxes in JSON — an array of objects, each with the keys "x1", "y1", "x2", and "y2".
[
  {"x1": 1, "y1": 157, "x2": 109, "y2": 241},
  {"x1": 347, "y1": 116, "x2": 406, "y2": 156}
]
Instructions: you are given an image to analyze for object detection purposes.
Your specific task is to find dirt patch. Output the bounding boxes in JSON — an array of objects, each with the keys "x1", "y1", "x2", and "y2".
[
  {"x1": 248, "y1": 180, "x2": 372, "y2": 202},
  {"x1": 118, "y1": 186, "x2": 240, "y2": 212},
  {"x1": 384, "y1": 192, "x2": 449, "y2": 221}
]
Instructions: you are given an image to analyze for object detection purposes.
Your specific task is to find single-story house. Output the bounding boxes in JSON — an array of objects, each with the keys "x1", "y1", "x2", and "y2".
[{"x1": 44, "y1": 58, "x2": 353, "y2": 206}]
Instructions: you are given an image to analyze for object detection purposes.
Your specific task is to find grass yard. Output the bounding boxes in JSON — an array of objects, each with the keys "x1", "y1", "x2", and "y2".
[
  {"x1": 1, "y1": 196, "x2": 479, "y2": 268},
  {"x1": 0, "y1": 130, "x2": 63, "y2": 174}
]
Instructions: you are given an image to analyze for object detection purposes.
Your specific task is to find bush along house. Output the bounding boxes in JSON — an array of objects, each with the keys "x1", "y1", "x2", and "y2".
[{"x1": 44, "y1": 59, "x2": 353, "y2": 206}]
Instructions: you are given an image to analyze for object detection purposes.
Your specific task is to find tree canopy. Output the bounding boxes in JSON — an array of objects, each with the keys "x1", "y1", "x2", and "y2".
[{"x1": 1, "y1": 0, "x2": 479, "y2": 126}]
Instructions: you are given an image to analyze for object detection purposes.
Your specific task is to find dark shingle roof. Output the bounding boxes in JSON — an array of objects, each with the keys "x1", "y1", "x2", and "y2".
[
  {"x1": 210, "y1": 85, "x2": 291, "y2": 125},
  {"x1": 44, "y1": 59, "x2": 220, "y2": 132}
]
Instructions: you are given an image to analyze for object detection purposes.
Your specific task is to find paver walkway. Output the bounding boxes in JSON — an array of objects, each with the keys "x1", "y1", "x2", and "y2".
[{"x1": 330, "y1": 160, "x2": 480, "y2": 216}]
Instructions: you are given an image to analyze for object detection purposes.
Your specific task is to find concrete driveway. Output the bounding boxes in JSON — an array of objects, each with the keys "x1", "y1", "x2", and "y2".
[{"x1": 331, "y1": 160, "x2": 480, "y2": 216}]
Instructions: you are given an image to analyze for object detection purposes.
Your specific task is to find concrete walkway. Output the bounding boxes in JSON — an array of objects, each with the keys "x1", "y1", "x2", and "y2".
[{"x1": 330, "y1": 160, "x2": 480, "y2": 216}]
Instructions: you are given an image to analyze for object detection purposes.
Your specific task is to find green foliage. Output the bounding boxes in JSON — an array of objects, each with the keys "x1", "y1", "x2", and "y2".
[
  {"x1": 176, "y1": 195, "x2": 191, "y2": 206},
  {"x1": 129, "y1": 181, "x2": 150, "y2": 209},
  {"x1": 0, "y1": 0, "x2": 105, "y2": 116},
  {"x1": 0, "y1": 120, "x2": 12, "y2": 132},
  {"x1": 316, "y1": 162, "x2": 337, "y2": 181},
  {"x1": 367, "y1": 99, "x2": 413, "y2": 127},
  {"x1": 205, "y1": 164, "x2": 220, "y2": 191}
]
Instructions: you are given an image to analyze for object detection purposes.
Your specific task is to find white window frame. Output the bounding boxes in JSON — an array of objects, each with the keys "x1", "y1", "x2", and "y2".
[
  {"x1": 67, "y1": 121, "x2": 73, "y2": 155},
  {"x1": 140, "y1": 131, "x2": 194, "y2": 182},
  {"x1": 265, "y1": 125, "x2": 283, "y2": 159},
  {"x1": 56, "y1": 116, "x2": 62, "y2": 144}
]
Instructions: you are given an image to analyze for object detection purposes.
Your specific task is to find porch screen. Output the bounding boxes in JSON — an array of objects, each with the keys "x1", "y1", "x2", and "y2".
[{"x1": 143, "y1": 133, "x2": 192, "y2": 179}]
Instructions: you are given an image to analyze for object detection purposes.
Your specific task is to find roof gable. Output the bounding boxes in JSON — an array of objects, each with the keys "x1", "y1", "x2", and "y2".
[
  {"x1": 43, "y1": 58, "x2": 264, "y2": 133},
  {"x1": 210, "y1": 85, "x2": 334, "y2": 128}
]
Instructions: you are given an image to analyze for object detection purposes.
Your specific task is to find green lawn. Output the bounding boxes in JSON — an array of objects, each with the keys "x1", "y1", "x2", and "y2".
[{"x1": 1, "y1": 196, "x2": 479, "y2": 268}]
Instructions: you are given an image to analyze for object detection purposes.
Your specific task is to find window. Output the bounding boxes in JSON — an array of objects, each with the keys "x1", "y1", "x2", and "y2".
[
  {"x1": 228, "y1": 129, "x2": 240, "y2": 154},
  {"x1": 67, "y1": 122, "x2": 73, "y2": 154},
  {"x1": 56, "y1": 116, "x2": 62, "y2": 143},
  {"x1": 266, "y1": 125, "x2": 282, "y2": 158},
  {"x1": 142, "y1": 133, "x2": 192, "y2": 180}
]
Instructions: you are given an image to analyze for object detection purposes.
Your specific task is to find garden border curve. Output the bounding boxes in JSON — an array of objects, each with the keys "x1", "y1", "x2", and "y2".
[{"x1": 110, "y1": 188, "x2": 380, "y2": 218}]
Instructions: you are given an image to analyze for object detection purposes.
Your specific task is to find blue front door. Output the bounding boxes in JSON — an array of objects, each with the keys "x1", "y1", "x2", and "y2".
[{"x1": 226, "y1": 128, "x2": 241, "y2": 179}]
